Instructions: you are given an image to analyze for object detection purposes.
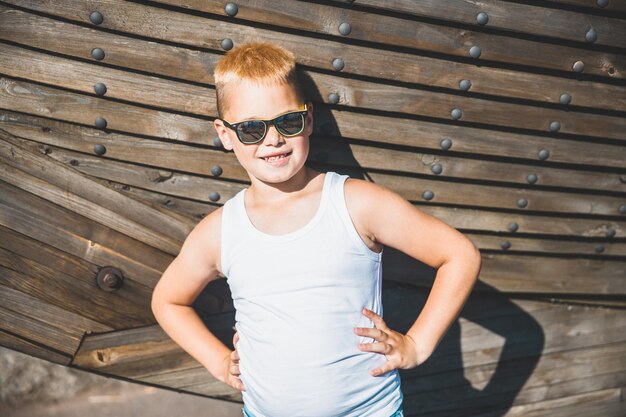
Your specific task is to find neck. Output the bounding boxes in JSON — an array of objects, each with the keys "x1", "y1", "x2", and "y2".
[{"x1": 247, "y1": 166, "x2": 321, "y2": 204}]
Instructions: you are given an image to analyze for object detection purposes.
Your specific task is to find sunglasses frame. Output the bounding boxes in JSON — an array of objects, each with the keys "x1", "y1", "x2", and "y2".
[{"x1": 220, "y1": 104, "x2": 309, "y2": 145}]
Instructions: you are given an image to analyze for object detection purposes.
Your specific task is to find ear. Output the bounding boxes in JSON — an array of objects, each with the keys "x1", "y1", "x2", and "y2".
[
  {"x1": 305, "y1": 101, "x2": 314, "y2": 136},
  {"x1": 213, "y1": 119, "x2": 235, "y2": 151}
]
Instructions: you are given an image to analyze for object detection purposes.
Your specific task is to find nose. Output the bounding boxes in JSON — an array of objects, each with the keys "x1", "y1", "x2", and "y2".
[{"x1": 262, "y1": 123, "x2": 285, "y2": 146}]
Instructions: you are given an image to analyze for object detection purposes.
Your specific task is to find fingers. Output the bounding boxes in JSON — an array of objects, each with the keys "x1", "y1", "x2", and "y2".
[
  {"x1": 358, "y1": 341, "x2": 392, "y2": 355},
  {"x1": 233, "y1": 330, "x2": 239, "y2": 347},
  {"x1": 361, "y1": 307, "x2": 389, "y2": 331}
]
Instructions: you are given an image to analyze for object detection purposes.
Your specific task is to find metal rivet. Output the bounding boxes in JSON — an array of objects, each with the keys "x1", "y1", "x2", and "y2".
[
  {"x1": 585, "y1": 28, "x2": 597, "y2": 43},
  {"x1": 619, "y1": 204, "x2": 626, "y2": 214},
  {"x1": 96, "y1": 266, "x2": 124, "y2": 292},
  {"x1": 476, "y1": 12, "x2": 489, "y2": 25},
  {"x1": 538, "y1": 149, "x2": 550, "y2": 160},
  {"x1": 93, "y1": 144, "x2": 106, "y2": 155},
  {"x1": 213, "y1": 136, "x2": 222, "y2": 147},
  {"x1": 559, "y1": 93, "x2": 571, "y2": 105},
  {"x1": 527, "y1": 173, "x2": 538, "y2": 184},
  {"x1": 451, "y1": 108, "x2": 463, "y2": 120},
  {"x1": 89, "y1": 11, "x2": 103, "y2": 25},
  {"x1": 91, "y1": 47, "x2": 105, "y2": 60},
  {"x1": 507, "y1": 222, "x2": 519, "y2": 233},
  {"x1": 500, "y1": 241, "x2": 511, "y2": 250},
  {"x1": 549, "y1": 121, "x2": 561, "y2": 132},
  {"x1": 221, "y1": 38, "x2": 234, "y2": 50},
  {"x1": 431, "y1": 163, "x2": 443, "y2": 175},
  {"x1": 606, "y1": 228, "x2": 615, "y2": 238},
  {"x1": 422, "y1": 190, "x2": 434, "y2": 201},
  {"x1": 95, "y1": 116, "x2": 107, "y2": 129},
  {"x1": 469, "y1": 45, "x2": 481, "y2": 58},
  {"x1": 224, "y1": 3, "x2": 238, "y2": 16},
  {"x1": 209, "y1": 192, "x2": 221, "y2": 202},
  {"x1": 440, "y1": 138, "x2": 452, "y2": 150},
  {"x1": 328, "y1": 92, "x2": 340, "y2": 104},
  {"x1": 597, "y1": 0, "x2": 608, "y2": 8},
  {"x1": 517, "y1": 198, "x2": 528, "y2": 208},
  {"x1": 339, "y1": 22, "x2": 352, "y2": 36},
  {"x1": 94, "y1": 83, "x2": 107, "y2": 96},
  {"x1": 332, "y1": 58, "x2": 345, "y2": 71},
  {"x1": 594, "y1": 244, "x2": 605, "y2": 253},
  {"x1": 572, "y1": 60, "x2": 585, "y2": 73},
  {"x1": 459, "y1": 79, "x2": 472, "y2": 91},
  {"x1": 211, "y1": 165, "x2": 223, "y2": 176},
  {"x1": 70, "y1": 159, "x2": 79, "y2": 166}
]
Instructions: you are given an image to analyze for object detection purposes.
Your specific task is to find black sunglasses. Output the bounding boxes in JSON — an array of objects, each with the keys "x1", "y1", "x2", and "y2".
[{"x1": 220, "y1": 104, "x2": 308, "y2": 144}]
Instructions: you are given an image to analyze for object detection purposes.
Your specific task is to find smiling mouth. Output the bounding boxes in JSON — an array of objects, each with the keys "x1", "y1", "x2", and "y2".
[{"x1": 261, "y1": 151, "x2": 292, "y2": 162}]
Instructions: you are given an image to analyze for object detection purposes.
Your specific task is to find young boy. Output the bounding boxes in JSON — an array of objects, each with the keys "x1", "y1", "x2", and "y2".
[{"x1": 151, "y1": 42, "x2": 481, "y2": 417}]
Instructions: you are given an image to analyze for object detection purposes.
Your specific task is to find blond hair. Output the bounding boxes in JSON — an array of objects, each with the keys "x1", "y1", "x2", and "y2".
[{"x1": 214, "y1": 42, "x2": 305, "y2": 118}]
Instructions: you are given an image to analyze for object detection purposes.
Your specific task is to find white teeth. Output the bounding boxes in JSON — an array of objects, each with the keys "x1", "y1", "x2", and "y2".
[{"x1": 265, "y1": 153, "x2": 288, "y2": 161}]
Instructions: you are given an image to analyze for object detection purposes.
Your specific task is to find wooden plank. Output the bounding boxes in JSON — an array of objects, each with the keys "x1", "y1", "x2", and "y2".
[
  {"x1": 0, "y1": 183, "x2": 171, "y2": 288},
  {"x1": 2, "y1": 41, "x2": 624, "y2": 141},
  {"x1": 4, "y1": 108, "x2": 626, "y2": 196},
  {"x1": 123, "y1": 0, "x2": 624, "y2": 78},
  {"x1": 540, "y1": 0, "x2": 626, "y2": 13},
  {"x1": 0, "y1": 127, "x2": 190, "y2": 253},
  {"x1": 325, "y1": 0, "x2": 626, "y2": 48},
  {"x1": 0, "y1": 329, "x2": 72, "y2": 365},
  {"x1": 3, "y1": 76, "x2": 624, "y2": 175},
  {"x1": 2, "y1": 5, "x2": 623, "y2": 113}
]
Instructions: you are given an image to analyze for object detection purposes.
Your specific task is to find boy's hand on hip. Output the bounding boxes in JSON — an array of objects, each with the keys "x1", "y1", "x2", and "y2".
[
  {"x1": 220, "y1": 331, "x2": 246, "y2": 392},
  {"x1": 355, "y1": 308, "x2": 430, "y2": 377}
]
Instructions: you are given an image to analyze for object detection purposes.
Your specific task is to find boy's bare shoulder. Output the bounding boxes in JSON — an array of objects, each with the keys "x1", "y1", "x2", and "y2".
[{"x1": 178, "y1": 205, "x2": 224, "y2": 278}]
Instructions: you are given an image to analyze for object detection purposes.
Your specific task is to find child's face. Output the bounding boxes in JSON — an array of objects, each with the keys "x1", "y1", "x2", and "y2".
[{"x1": 214, "y1": 80, "x2": 313, "y2": 186}]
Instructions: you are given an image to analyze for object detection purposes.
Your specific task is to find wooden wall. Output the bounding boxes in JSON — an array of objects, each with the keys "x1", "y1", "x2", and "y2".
[{"x1": 0, "y1": 1, "x2": 625, "y2": 416}]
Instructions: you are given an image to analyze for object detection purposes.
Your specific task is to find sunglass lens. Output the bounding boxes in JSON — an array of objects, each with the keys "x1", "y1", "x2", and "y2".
[
  {"x1": 238, "y1": 121, "x2": 266, "y2": 143},
  {"x1": 276, "y1": 113, "x2": 304, "y2": 136}
]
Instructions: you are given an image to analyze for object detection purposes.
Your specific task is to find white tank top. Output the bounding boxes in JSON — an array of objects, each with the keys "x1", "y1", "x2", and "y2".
[{"x1": 221, "y1": 171, "x2": 403, "y2": 417}]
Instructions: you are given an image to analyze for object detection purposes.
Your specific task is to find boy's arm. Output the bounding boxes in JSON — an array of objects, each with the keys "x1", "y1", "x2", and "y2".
[
  {"x1": 347, "y1": 179, "x2": 482, "y2": 362},
  {"x1": 150, "y1": 207, "x2": 231, "y2": 381}
]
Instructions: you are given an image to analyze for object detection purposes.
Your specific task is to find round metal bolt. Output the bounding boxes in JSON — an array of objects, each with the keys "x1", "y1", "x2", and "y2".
[
  {"x1": 597, "y1": 0, "x2": 608, "y2": 8},
  {"x1": 606, "y1": 228, "x2": 616, "y2": 238},
  {"x1": 339, "y1": 22, "x2": 352, "y2": 36},
  {"x1": 224, "y1": 2, "x2": 238, "y2": 16},
  {"x1": 559, "y1": 93, "x2": 571, "y2": 105},
  {"x1": 500, "y1": 240, "x2": 511, "y2": 250},
  {"x1": 572, "y1": 60, "x2": 585, "y2": 73},
  {"x1": 450, "y1": 108, "x2": 463, "y2": 120},
  {"x1": 431, "y1": 163, "x2": 443, "y2": 175},
  {"x1": 527, "y1": 173, "x2": 538, "y2": 184},
  {"x1": 328, "y1": 92, "x2": 340, "y2": 104},
  {"x1": 89, "y1": 11, "x2": 104, "y2": 25},
  {"x1": 332, "y1": 58, "x2": 345, "y2": 71},
  {"x1": 594, "y1": 244, "x2": 605, "y2": 253},
  {"x1": 422, "y1": 190, "x2": 434, "y2": 201},
  {"x1": 549, "y1": 121, "x2": 561, "y2": 132},
  {"x1": 619, "y1": 204, "x2": 626, "y2": 214},
  {"x1": 94, "y1": 82, "x2": 107, "y2": 96},
  {"x1": 459, "y1": 79, "x2": 472, "y2": 91},
  {"x1": 469, "y1": 45, "x2": 481, "y2": 58},
  {"x1": 93, "y1": 144, "x2": 106, "y2": 155},
  {"x1": 209, "y1": 192, "x2": 220, "y2": 202},
  {"x1": 96, "y1": 266, "x2": 124, "y2": 292},
  {"x1": 507, "y1": 222, "x2": 519, "y2": 233},
  {"x1": 213, "y1": 136, "x2": 222, "y2": 147},
  {"x1": 221, "y1": 38, "x2": 234, "y2": 51},
  {"x1": 476, "y1": 12, "x2": 489, "y2": 26},
  {"x1": 585, "y1": 28, "x2": 597, "y2": 43},
  {"x1": 538, "y1": 149, "x2": 550, "y2": 160},
  {"x1": 211, "y1": 164, "x2": 223, "y2": 176},
  {"x1": 517, "y1": 197, "x2": 528, "y2": 208},
  {"x1": 91, "y1": 47, "x2": 105, "y2": 60},
  {"x1": 440, "y1": 138, "x2": 452, "y2": 150},
  {"x1": 95, "y1": 116, "x2": 107, "y2": 130}
]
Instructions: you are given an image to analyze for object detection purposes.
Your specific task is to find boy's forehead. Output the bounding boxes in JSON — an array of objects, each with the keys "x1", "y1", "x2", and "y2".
[{"x1": 223, "y1": 79, "x2": 303, "y2": 120}]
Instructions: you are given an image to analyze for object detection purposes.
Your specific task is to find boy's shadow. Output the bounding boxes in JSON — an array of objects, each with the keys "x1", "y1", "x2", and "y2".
[{"x1": 203, "y1": 70, "x2": 544, "y2": 416}]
